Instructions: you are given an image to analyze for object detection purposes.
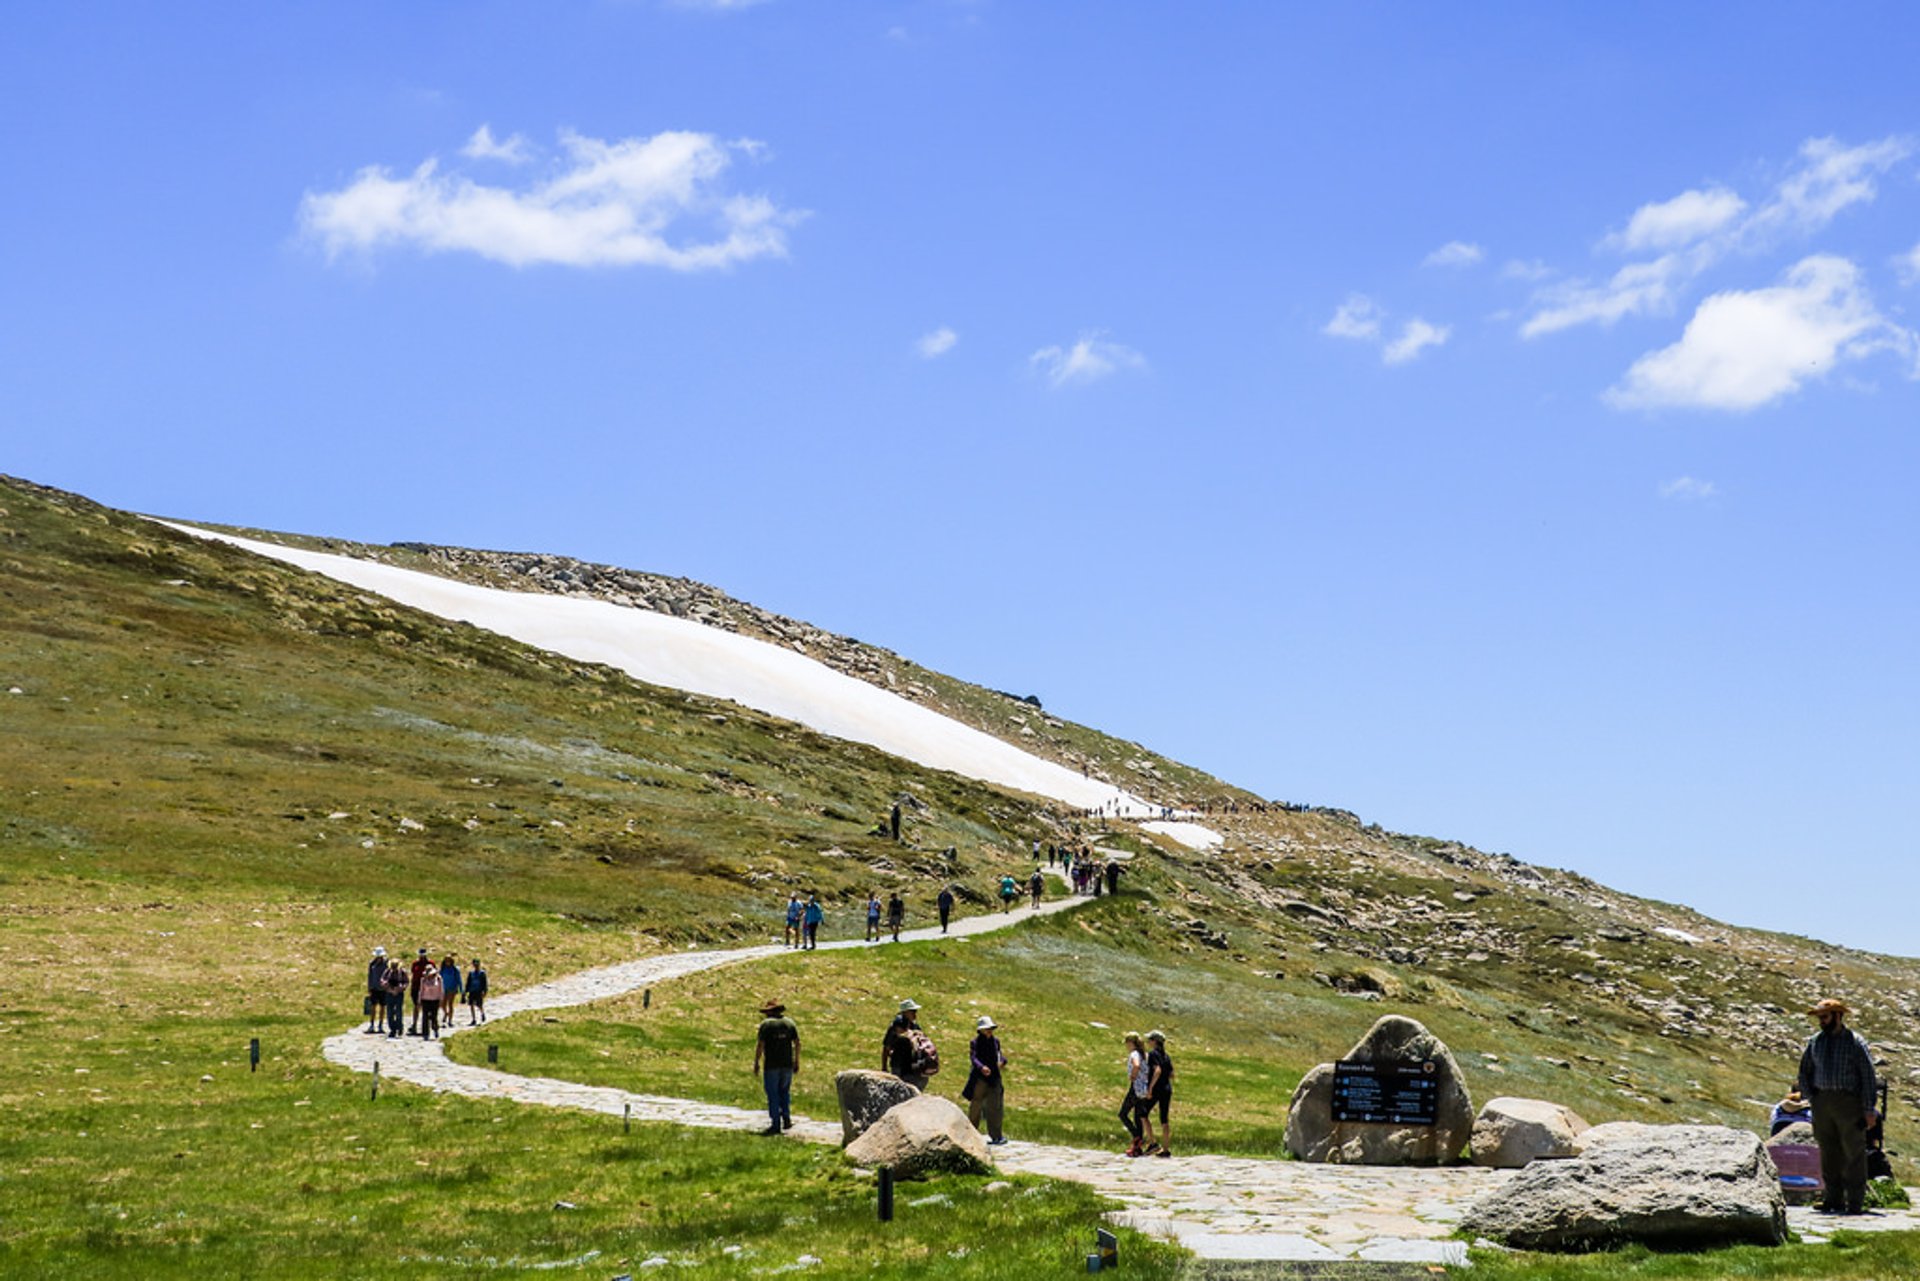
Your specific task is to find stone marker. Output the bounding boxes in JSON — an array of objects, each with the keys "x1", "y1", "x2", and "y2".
[
  {"x1": 1460, "y1": 1122, "x2": 1788, "y2": 1250},
  {"x1": 1470, "y1": 1096, "x2": 1590, "y2": 1169},
  {"x1": 1285, "y1": 1015, "x2": 1473, "y2": 1165},
  {"x1": 844, "y1": 1094, "x2": 993, "y2": 1179},
  {"x1": 834, "y1": 1069, "x2": 921, "y2": 1147}
]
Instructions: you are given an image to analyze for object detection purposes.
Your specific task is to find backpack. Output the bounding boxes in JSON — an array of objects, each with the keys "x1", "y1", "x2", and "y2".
[{"x1": 908, "y1": 1028, "x2": 941, "y2": 1076}]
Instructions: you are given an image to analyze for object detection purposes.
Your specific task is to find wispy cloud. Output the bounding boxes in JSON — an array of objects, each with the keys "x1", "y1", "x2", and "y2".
[
  {"x1": 916, "y1": 326, "x2": 958, "y2": 358},
  {"x1": 1522, "y1": 256, "x2": 1686, "y2": 338},
  {"x1": 1029, "y1": 333, "x2": 1145, "y2": 387},
  {"x1": 1502, "y1": 259, "x2": 1554, "y2": 282},
  {"x1": 1659, "y1": 476, "x2": 1720, "y2": 500},
  {"x1": 1423, "y1": 240, "x2": 1484, "y2": 268},
  {"x1": 1898, "y1": 241, "x2": 1920, "y2": 285},
  {"x1": 1382, "y1": 318, "x2": 1450, "y2": 365},
  {"x1": 1324, "y1": 294, "x2": 1383, "y2": 340},
  {"x1": 301, "y1": 128, "x2": 802, "y2": 271},
  {"x1": 1603, "y1": 188, "x2": 1746, "y2": 253},
  {"x1": 1608, "y1": 255, "x2": 1914, "y2": 412},
  {"x1": 460, "y1": 124, "x2": 530, "y2": 164}
]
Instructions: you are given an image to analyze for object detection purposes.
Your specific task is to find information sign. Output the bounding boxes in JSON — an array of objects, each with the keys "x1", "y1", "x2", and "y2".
[{"x1": 1330, "y1": 1059, "x2": 1440, "y2": 1125}]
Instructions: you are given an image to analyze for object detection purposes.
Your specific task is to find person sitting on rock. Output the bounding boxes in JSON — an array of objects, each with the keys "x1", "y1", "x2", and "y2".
[{"x1": 1771, "y1": 1088, "x2": 1812, "y2": 1136}]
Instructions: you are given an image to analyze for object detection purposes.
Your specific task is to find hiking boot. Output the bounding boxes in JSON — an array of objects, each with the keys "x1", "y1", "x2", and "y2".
[
  {"x1": 760, "y1": 1125, "x2": 782, "y2": 1136},
  {"x1": 1154, "y1": 1147, "x2": 1172, "y2": 1158},
  {"x1": 1125, "y1": 1141, "x2": 1143, "y2": 1157}
]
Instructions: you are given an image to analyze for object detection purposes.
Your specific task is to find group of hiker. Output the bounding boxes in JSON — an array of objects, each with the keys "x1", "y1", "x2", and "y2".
[
  {"x1": 784, "y1": 868, "x2": 1095, "y2": 945},
  {"x1": 754, "y1": 995, "x2": 1177, "y2": 1155},
  {"x1": 363, "y1": 946, "x2": 488, "y2": 1040}
]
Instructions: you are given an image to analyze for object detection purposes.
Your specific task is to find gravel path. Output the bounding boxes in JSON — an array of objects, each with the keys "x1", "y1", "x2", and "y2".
[{"x1": 322, "y1": 890, "x2": 1919, "y2": 1264}]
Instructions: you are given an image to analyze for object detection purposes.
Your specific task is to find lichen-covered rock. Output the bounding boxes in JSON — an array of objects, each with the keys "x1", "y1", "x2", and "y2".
[
  {"x1": 1284, "y1": 1015, "x2": 1473, "y2": 1165},
  {"x1": 1470, "y1": 1097, "x2": 1590, "y2": 1168},
  {"x1": 1461, "y1": 1123, "x2": 1787, "y2": 1251},
  {"x1": 843, "y1": 1094, "x2": 992, "y2": 1178},
  {"x1": 833, "y1": 1069, "x2": 920, "y2": 1147}
]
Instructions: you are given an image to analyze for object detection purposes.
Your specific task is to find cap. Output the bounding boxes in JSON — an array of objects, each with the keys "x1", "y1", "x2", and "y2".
[{"x1": 1147, "y1": 1029, "x2": 1166, "y2": 1043}]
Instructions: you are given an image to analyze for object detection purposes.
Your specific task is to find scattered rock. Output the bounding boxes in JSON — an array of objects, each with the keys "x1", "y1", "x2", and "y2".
[
  {"x1": 1470, "y1": 1097, "x2": 1590, "y2": 1169},
  {"x1": 1284, "y1": 1014, "x2": 1473, "y2": 1165},
  {"x1": 833, "y1": 1069, "x2": 920, "y2": 1147},
  {"x1": 844, "y1": 1094, "x2": 992, "y2": 1178},
  {"x1": 1462, "y1": 1123, "x2": 1787, "y2": 1250}
]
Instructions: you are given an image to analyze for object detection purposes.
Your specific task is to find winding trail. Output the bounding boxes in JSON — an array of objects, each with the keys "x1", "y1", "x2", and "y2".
[{"x1": 323, "y1": 893, "x2": 1918, "y2": 1265}]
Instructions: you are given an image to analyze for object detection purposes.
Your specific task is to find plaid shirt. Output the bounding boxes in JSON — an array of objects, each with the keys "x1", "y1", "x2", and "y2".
[{"x1": 1797, "y1": 1027, "x2": 1878, "y2": 1110}]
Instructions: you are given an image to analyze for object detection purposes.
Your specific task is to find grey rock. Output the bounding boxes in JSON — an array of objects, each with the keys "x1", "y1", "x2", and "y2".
[
  {"x1": 1470, "y1": 1097, "x2": 1590, "y2": 1168},
  {"x1": 843, "y1": 1094, "x2": 992, "y2": 1178},
  {"x1": 833, "y1": 1069, "x2": 920, "y2": 1147},
  {"x1": 1284, "y1": 1015, "x2": 1473, "y2": 1165},
  {"x1": 1462, "y1": 1123, "x2": 1787, "y2": 1251},
  {"x1": 1765, "y1": 1121, "x2": 1816, "y2": 1147}
]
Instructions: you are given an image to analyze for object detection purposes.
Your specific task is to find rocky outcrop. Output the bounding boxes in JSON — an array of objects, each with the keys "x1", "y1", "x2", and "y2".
[
  {"x1": 1284, "y1": 1015, "x2": 1473, "y2": 1165},
  {"x1": 834, "y1": 1069, "x2": 920, "y2": 1147},
  {"x1": 843, "y1": 1094, "x2": 993, "y2": 1178},
  {"x1": 1461, "y1": 1123, "x2": 1787, "y2": 1250},
  {"x1": 1470, "y1": 1097, "x2": 1590, "y2": 1169}
]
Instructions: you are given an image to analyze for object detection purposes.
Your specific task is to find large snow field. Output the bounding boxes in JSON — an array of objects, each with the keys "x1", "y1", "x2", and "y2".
[{"x1": 162, "y1": 522, "x2": 1223, "y2": 848}]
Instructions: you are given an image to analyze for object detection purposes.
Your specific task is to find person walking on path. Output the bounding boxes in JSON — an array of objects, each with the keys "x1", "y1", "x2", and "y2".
[
  {"x1": 364, "y1": 946, "x2": 388, "y2": 1033},
  {"x1": 418, "y1": 963, "x2": 444, "y2": 1040},
  {"x1": 937, "y1": 885, "x2": 955, "y2": 934},
  {"x1": 999, "y1": 874, "x2": 1018, "y2": 914},
  {"x1": 866, "y1": 892, "x2": 883, "y2": 943},
  {"x1": 381, "y1": 960, "x2": 408, "y2": 1038},
  {"x1": 408, "y1": 948, "x2": 433, "y2": 1035},
  {"x1": 1144, "y1": 1030, "x2": 1175, "y2": 1158},
  {"x1": 1120, "y1": 1031, "x2": 1155, "y2": 1157},
  {"x1": 439, "y1": 954, "x2": 462, "y2": 1028},
  {"x1": 1795, "y1": 997, "x2": 1880, "y2": 1214},
  {"x1": 887, "y1": 892, "x2": 905, "y2": 943},
  {"x1": 882, "y1": 999, "x2": 935, "y2": 1091},
  {"x1": 753, "y1": 999, "x2": 801, "y2": 1135},
  {"x1": 964, "y1": 1015, "x2": 1009, "y2": 1146},
  {"x1": 802, "y1": 895, "x2": 823, "y2": 950},
  {"x1": 1029, "y1": 868, "x2": 1044, "y2": 908},
  {"x1": 1106, "y1": 860, "x2": 1122, "y2": 896},
  {"x1": 464, "y1": 958, "x2": 488, "y2": 1025},
  {"x1": 784, "y1": 894, "x2": 803, "y2": 949}
]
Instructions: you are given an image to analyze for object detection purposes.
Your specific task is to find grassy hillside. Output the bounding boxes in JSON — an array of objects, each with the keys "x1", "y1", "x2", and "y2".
[{"x1": 3, "y1": 473, "x2": 1917, "y2": 1278}]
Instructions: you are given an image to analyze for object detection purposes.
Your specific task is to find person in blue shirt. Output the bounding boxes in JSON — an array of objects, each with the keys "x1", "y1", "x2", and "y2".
[{"x1": 802, "y1": 895, "x2": 824, "y2": 950}]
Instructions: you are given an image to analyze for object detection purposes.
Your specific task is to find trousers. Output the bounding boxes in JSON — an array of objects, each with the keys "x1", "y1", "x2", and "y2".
[
  {"x1": 762, "y1": 1068, "x2": 793, "y2": 1127},
  {"x1": 968, "y1": 1078, "x2": 1005, "y2": 1142},
  {"x1": 1811, "y1": 1089, "x2": 1869, "y2": 1211}
]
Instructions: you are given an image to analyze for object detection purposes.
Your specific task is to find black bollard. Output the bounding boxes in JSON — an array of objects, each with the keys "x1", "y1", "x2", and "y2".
[
  {"x1": 487, "y1": 1044, "x2": 498, "y2": 1064},
  {"x1": 624, "y1": 1102, "x2": 631, "y2": 1133},
  {"x1": 643, "y1": 988, "x2": 651, "y2": 1010},
  {"x1": 877, "y1": 1166, "x2": 894, "y2": 1222},
  {"x1": 371, "y1": 1061, "x2": 380, "y2": 1101},
  {"x1": 249, "y1": 1038, "x2": 260, "y2": 1073}
]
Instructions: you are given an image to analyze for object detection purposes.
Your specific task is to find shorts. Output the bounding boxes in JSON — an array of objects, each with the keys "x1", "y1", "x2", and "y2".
[{"x1": 1150, "y1": 1090, "x2": 1171, "y2": 1124}]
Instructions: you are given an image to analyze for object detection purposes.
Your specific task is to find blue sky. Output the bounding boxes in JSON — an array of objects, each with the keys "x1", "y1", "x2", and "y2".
[{"x1": 4, "y1": 4, "x2": 1918, "y2": 954}]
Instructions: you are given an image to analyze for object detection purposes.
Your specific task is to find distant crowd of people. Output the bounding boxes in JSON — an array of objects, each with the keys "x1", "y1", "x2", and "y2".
[
  {"x1": 363, "y1": 946, "x2": 487, "y2": 1040},
  {"x1": 777, "y1": 859, "x2": 1123, "y2": 947}
]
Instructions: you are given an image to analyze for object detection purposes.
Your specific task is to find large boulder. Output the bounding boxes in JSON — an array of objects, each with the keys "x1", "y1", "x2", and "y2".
[
  {"x1": 843, "y1": 1094, "x2": 993, "y2": 1178},
  {"x1": 1284, "y1": 1015, "x2": 1473, "y2": 1165},
  {"x1": 1470, "y1": 1097, "x2": 1590, "y2": 1169},
  {"x1": 1461, "y1": 1123, "x2": 1787, "y2": 1251},
  {"x1": 834, "y1": 1069, "x2": 920, "y2": 1147}
]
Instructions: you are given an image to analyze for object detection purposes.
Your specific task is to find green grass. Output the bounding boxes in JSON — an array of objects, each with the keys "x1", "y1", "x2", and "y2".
[{"x1": 1471, "y1": 1233, "x2": 1920, "y2": 1280}]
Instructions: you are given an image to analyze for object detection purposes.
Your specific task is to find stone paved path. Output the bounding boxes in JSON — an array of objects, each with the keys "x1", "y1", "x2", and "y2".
[{"x1": 321, "y1": 889, "x2": 1920, "y2": 1264}]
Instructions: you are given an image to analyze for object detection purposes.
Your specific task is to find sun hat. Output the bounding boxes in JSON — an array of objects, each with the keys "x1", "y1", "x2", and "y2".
[
  {"x1": 1809, "y1": 998, "x2": 1850, "y2": 1018},
  {"x1": 760, "y1": 1000, "x2": 786, "y2": 1015},
  {"x1": 976, "y1": 1016, "x2": 997, "y2": 1031},
  {"x1": 373, "y1": 946, "x2": 386, "y2": 957},
  {"x1": 898, "y1": 998, "x2": 921, "y2": 1013}
]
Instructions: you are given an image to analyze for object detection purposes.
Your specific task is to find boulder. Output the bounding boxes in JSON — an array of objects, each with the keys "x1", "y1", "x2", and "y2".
[
  {"x1": 1765, "y1": 1121, "x2": 1816, "y2": 1148},
  {"x1": 1470, "y1": 1097, "x2": 1590, "y2": 1169},
  {"x1": 833, "y1": 1069, "x2": 920, "y2": 1147},
  {"x1": 843, "y1": 1094, "x2": 993, "y2": 1178},
  {"x1": 1284, "y1": 1015, "x2": 1473, "y2": 1165},
  {"x1": 1461, "y1": 1123, "x2": 1787, "y2": 1251}
]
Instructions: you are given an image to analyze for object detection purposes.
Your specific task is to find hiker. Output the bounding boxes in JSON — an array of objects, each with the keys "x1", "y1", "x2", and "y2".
[
  {"x1": 418, "y1": 962, "x2": 444, "y2": 1040},
  {"x1": 365, "y1": 946, "x2": 388, "y2": 1033},
  {"x1": 1029, "y1": 868, "x2": 1044, "y2": 908},
  {"x1": 465, "y1": 958, "x2": 488, "y2": 1024},
  {"x1": 1106, "y1": 860, "x2": 1122, "y2": 895},
  {"x1": 1771, "y1": 1089, "x2": 1813, "y2": 1135},
  {"x1": 408, "y1": 948, "x2": 433, "y2": 1034},
  {"x1": 887, "y1": 892, "x2": 905, "y2": 942},
  {"x1": 999, "y1": 874, "x2": 1017, "y2": 914},
  {"x1": 937, "y1": 885, "x2": 955, "y2": 934},
  {"x1": 1144, "y1": 1030, "x2": 1175, "y2": 1157},
  {"x1": 784, "y1": 894, "x2": 803, "y2": 949},
  {"x1": 439, "y1": 953, "x2": 462, "y2": 1027},
  {"x1": 866, "y1": 892, "x2": 883, "y2": 943},
  {"x1": 381, "y1": 960, "x2": 408, "y2": 1038},
  {"x1": 802, "y1": 895, "x2": 823, "y2": 950},
  {"x1": 753, "y1": 999, "x2": 800, "y2": 1135},
  {"x1": 1120, "y1": 1031, "x2": 1155, "y2": 1156},
  {"x1": 964, "y1": 1015, "x2": 1009, "y2": 1146},
  {"x1": 1795, "y1": 997, "x2": 1880, "y2": 1214},
  {"x1": 1091, "y1": 861, "x2": 1104, "y2": 897},
  {"x1": 881, "y1": 998, "x2": 937, "y2": 1090}
]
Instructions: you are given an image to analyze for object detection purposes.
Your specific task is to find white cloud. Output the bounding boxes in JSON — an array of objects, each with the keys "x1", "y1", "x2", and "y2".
[
  {"x1": 1522, "y1": 256, "x2": 1686, "y2": 337},
  {"x1": 1605, "y1": 188, "x2": 1746, "y2": 253},
  {"x1": 1028, "y1": 333, "x2": 1145, "y2": 387},
  {"x1": 1382, "y1": 318, "x2": 1450, "y2": 365},
  {"x1": 1659, "y1": 476, "x2": 1720, "y2": 500},
  {"x1": 301, "y1": 128, "x2": 801, "y2": 271},
  {"x1": 1608, "y1": 255, "x2": 1912, "y2": 412},
  {"x1": 460, "y1": 124, "x2": 530, "y2": 164},
  {"x1": 1746, "y1": 135, "x2": 1913, "y2": 240},
  {"x1": 916, "y1": 326, "x2": 958, "y2": 358},
  {"x1": 1898, "y1": 241, "x2": 1920, "y2": 285},
  {"x1": 1423, "y1": 240, "x2": 1484, "y2": 268},
  {"x1": 1502, "y1": 259, "x2": 1554, "y2": 282},
  {"x1": 1324, "y1": 294, "x2": 1383, "y2": 340}
]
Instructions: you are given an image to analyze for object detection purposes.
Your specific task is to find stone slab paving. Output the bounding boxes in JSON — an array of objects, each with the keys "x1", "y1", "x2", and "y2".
[{"x1": 325, "y1": 882, "x2": 1920, "y2": 1264}]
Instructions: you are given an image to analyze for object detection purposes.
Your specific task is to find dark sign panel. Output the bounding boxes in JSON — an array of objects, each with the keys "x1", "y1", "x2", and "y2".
[{"x1": 1330, "y1": 1059, "x2": 1440, "y2": 1125}]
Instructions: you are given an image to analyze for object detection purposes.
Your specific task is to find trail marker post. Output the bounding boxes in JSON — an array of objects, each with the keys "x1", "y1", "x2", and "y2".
[
  {"x1": 877, "y1": 1166, "x2": 894, "y2": 1222},
  {"x1": 249, "y1": 1038, "x2": 260, "y2": 1072},
  {"x1": 624, "y1": 1102, "x2": 631, "y2": 1133},
  {"x1": 488, "y1": 1044, "x2": 498, "y2": 1064},
  {"x1": 371, "y1": 1061, "x2": 380, "y2": 1101}
]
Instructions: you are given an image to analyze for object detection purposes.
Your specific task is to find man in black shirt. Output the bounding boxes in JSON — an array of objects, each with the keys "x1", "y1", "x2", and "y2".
[
  {"x1": 753, "y1": 999, "x2": 801, "y2": 1135},
  {"x1": 1795, "y1": 997, "x2": 1879, "y2": 1214}
]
